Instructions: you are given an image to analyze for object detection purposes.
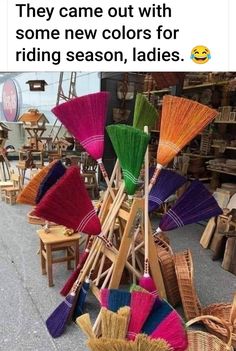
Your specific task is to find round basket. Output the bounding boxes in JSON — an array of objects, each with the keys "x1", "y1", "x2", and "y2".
[
  {"x1": 186, "y1": 315, "x2": 233, "y2": 351},
  {"x1": 202, "y1": 303, "x2": 236, "y2": 348},
  {"x1": 154, "y1": 236, "x2": 181, "y2": 307},
  {"x1": 174, "y1": 249, "x2": 202, "y2": 320}
]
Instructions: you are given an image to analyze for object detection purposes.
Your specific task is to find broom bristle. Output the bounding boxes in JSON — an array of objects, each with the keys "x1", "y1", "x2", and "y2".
[
  {"x1": 150, "y1": 310, "x2": 188, "y2": 351},
  {"x1": 46, "y1": 294, "x2": 75, "y2": 338},
  {"x1": 73, "y1": 279, "x2": 90, "y2": 320},
  {"x1": 100, "y1": 288, "x2": 110, "y2": 308},
  {"x1": 34, "y1": 166, "x2": 101, "y2": 234},
  {"x1": 159, "y1": 179, "x2": 223, "y2": 231},
  {"x1": 127, "y1": 291, "x2": 155, "y2": 340},
  {"x1": 76, "y1": 313, "x2": 96, "y2": 339},
  {"x1": 52, "y1": 92, "x2": 110, "y2": 161},
  {"x1": 157, "y1": 95, "x2": 218, "y2": 166},
  {"x1": 133, "y1": 93, "x2": 158, "y2": 131},
  {"x1": 149, "y1": 168, "x2": 186, "y2": 212},
  {"x1": 107, "y1": 125, "x2": 150, "y2": 195},
  {"x1": 135, "y1": 334, "x2": 172, "y2": 351},
  {"x1": 36, "y1": 160, "x2": 66, "y2": 204},
  {"x1": 139, "y1": 274, "x2": 158, "y2": 296},
  {"x1": 17, "y1": 161, "x2": 57, "y2": 205},
  {"x1": 108, "y1": 289, "x2": 131, "y2": 312}
]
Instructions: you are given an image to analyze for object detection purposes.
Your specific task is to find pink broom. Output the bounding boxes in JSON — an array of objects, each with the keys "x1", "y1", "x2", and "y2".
[
  {"x1": 127, "y1": 291, "x2": 155, "y2": 340},
  {"x1": 142, "y1": 298, "x2": 188, "y2": 351},
  {"x1": 139, "y1": 126, "x2": 158, "y2": 295},
  {"x1": 155, "y1": 179, "x2": 223, "y2": 234},
  {"x1": 51, "y1": 92, "x2": 112, "y2": 191},
  {"x1": 149, "y1": 95, "x2": 218, "y2": 190}
]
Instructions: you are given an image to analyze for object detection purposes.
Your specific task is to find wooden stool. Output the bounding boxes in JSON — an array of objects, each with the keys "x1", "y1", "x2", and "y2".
[{"x1": 37, "y1": 226, "x2": 81, "y2": 287}]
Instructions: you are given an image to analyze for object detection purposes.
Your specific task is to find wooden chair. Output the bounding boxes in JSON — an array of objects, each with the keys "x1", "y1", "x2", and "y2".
[{"x1": 2, "y1": 174, "x2": 22, "y2": 205}]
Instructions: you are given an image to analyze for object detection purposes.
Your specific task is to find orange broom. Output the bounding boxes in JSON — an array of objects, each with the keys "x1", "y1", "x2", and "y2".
[
  {"x1": 17, "y1": 160, "x2": 57, "y2": 205},
  {"x1": 149, "y1": 95, "x2": 218, "y2": 190}
]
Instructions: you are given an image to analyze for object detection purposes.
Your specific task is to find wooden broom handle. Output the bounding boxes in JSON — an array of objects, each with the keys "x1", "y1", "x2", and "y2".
[
  {"x1": 148, "y1": 164, "x2": 163, "y2": 193},
  {"x1": 144, "y1": 126, "x2": 149, "y2": 274},
  {"x1": 186, "y1": 315, "x2": 232, "y2": 348}
]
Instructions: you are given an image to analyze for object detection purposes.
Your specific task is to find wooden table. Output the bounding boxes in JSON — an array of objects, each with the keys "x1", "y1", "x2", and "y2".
[{"x1": 37, "y1": 226, "x2": 81, "y2": 287}]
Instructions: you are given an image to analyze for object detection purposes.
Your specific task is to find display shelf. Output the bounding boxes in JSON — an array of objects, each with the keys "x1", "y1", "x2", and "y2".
[
  {"x1": 207, "y1": 167, "x2": 236, "y2": 177},
  {"x1": 211, "y1": 145, "x2": 236, "y2": 150},
  {"x1": 213, "y1": 120, "x2": 236, "y2": 124},
  {"x1": 182, "y1": 152, "x2": 214, "y2": 159}
]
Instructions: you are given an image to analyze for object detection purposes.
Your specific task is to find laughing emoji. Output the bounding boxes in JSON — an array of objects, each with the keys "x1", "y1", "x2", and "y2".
[{"x1": 191, "y1": 46, "x2": 211, "y2": 64}]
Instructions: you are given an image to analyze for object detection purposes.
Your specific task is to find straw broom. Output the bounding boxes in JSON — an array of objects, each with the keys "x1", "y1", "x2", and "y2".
[
  {"x1": 133, "y1": 93, "x2": 158, "y2": 131},
  {"x1": 149, "y1": 95, "x2": 218, "y2": 190},
  {"x1": 51, "y1": 92, "x2": 115, "y2": 198},
  {"x1": 16, "y1": 160, "x2": 57, "y2": 205},
  {"x1": 106, "y1": 125, "x2": 150, "y2": 196},
  {"x1": 154, "y1": 179, "x2": 223, "y2": 235}
]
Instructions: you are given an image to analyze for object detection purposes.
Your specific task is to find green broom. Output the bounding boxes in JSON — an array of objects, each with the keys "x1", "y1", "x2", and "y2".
[
  {"x1": 106, "y1": 125, "x2": 150, "y2": 196},
  {"x1": 133, "y1": 93, "x2": 158, "y2": 131}
]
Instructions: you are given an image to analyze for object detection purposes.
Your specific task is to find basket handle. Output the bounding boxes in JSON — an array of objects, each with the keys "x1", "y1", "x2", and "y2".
[
  {"x1": 186, "y1": 315, "x2": 232, "y2": 348},
  {"x1": 230, "y1": 293, "x2": 236, "y2": 325}
]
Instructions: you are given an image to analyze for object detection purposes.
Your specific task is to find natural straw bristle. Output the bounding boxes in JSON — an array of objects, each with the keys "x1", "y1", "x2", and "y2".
[
  {"x1": 76, "y1": 313, "x2": 96, "y2": 339},
  {"x1": 135, "y1": 334, "x2": 172, "y2": 351},
  {"x1": 17, "y1": 160, "x2": 57, "y2": 205},
  {"x1": 133, "y1": 93, "x2": 158, "y2": 131},
  {"x1": 157, "y1": 95, "x2": 218, "y2": 166},
  {"x1": 34, "y1": 166, "x2": 101, "y2": 234},
  {"x1": 107, "y1": 125, "x2": 150, "y2": 195}
]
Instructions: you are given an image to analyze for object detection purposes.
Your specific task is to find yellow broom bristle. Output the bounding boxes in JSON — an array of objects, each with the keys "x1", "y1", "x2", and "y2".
[
  {"x1": 17, "y1": 160, "x2": 57, "y2": 205},
  {"x1": 118, "y1": 306, "x2": 131, "y2": 336},
  {"x1": 135, "y1": 334, "x2": 172, "y2": 351},
  {"x1": 157, "y1": 95, "x2": 218, "y2": 166},
  {"x1": 101, "y1": 308, "x2": 129, "y2": 340},
  {"x1": 76, "y1": 313, "x2": 96, "y2": 339}
]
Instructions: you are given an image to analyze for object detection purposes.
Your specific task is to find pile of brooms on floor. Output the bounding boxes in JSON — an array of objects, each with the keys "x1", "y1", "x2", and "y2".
[{"x1": 16, "y1": 91, "x2": 225, "y2": 350}]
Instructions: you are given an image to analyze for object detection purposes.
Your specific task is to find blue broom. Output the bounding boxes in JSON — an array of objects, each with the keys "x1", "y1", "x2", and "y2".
[
  {"x1": 149, "y1": 168, "x2": 186, "y2": 212},
  {"x1": 108, "y1": 289, "x2": 131, "y2": 312},
  {"x1": 155, "y1": 179, "x2": 223, "y2": 234}
]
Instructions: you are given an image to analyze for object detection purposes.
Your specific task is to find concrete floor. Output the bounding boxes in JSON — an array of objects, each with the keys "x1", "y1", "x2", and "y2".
[{"x1": 0, "y1": 199, "x2": 236, "y2": 350}]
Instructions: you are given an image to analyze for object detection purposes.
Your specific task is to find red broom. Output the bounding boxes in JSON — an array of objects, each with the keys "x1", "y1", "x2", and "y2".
[
  {"x1": 34, "y1": 166, "x2": 101, "y2": 235},
  {"x1": 51, "y1": 92, "x2": 112, "y2": 191},
  {"x1": 149, "y1": 95, "x2": 218, "y2": 190},
  {"x1": 155, "y1": 179, "x2": 223, "y2": 234},
  {"x1": 127, "y1": 291, "x2": 155, "y2": 340},
  {"x1": 60, "y1": 237, "x2": 93, "y2": 296},
  {"x1": 139, "y1": 126, "x2": 158, "y2": 295}
]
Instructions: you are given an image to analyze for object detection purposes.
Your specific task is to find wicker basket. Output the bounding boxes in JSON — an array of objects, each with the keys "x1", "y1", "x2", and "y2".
[
  {"x1": 174, "y1": 249, "x2": 202, "y2": 320},
  {"x1": 155, "y1": 236, "x2": 181, "y2": 306},
  {"x1": 186, "y1": 315, "x2": 233, "y2": 351},
  {"x1": 202, "y1": 302, "x2": 236, "y2": 348}
]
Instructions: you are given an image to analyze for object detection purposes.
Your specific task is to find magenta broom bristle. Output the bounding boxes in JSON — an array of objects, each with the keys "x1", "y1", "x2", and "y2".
[
  {"x1": 51, "y1": 92, "x2": 110, "y2": 181},
  {"x1": 149, "y1": 168, "x2": 186, "y2": 212},
  {"x1": 34, "y1": 166, "x2": 101, "y2": 235},
  {"x1": 139, "y1": 274, "x2": 158, "y2": 296},
  {"x1": 127, "y1": 291, "x2": 155, "y2": 340},
  {"x1": 156, "y1": 179, "x2": 222, "y2": 233},
  {"x1": 150, "y1": 310, "x2": 188, "y2": 351},
  {"x1": 100, "y1": 288, "x2": 110, "y2": 308}
]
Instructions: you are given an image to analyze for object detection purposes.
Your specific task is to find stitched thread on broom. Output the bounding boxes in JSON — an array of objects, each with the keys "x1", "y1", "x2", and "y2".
[
  {"x1": 166, "y1": 209, "x2": 184, "y2": 227},
  {"x1": 148, "y1": 195, "x2": 163, "y2": 205},
  {"x1": 76, "y1": 209, "x2": 98, "y2": 233},
  {"x1": 80, "y1": 135, "x2": 104, "y2": 148},
  {"x1": 123, "y1": 170, "x2": 139, "y2": 184},
  {"x1": 159, "y1": 140, "x2": 181, "y2": 153}
]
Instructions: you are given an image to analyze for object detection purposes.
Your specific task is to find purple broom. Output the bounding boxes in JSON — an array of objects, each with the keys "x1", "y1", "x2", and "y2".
[
  {"x1": 149, "y1": 168, "x2": 186, "y2": 212},
  {"x1": 155, "y1": 179, "x2": 223, "y2": 234}
]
